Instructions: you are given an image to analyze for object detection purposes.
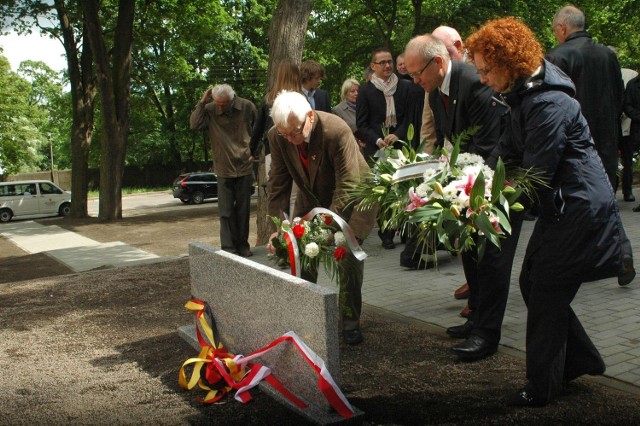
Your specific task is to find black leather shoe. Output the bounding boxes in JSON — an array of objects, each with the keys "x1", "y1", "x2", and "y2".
[
  {"x1": 382, "y1": 238, "x2": 396, "y2": 249},
  {"x1": 505, "y1": 387, "x2": 548, "y2": 407},
  {"x1": 451, "y1": 335, "x2": 497, "y2": 360},
  {"x1": 618, "y1": 254, "x2": 635, "y2": 286},
  {"x1": 624, "y1": 193, "x2": 636, "y2": 202},
  {"x1": 343, "y1": 329, "x2": 363, "y2": 345},
  {"x1": 446, "y1": 320, "x2": 473, "y2": 339},
  {"x1": 400, "y1": 257, "x2": 435, "y2": 270},
  {"x1": 633, "y1": 204, "x2": 640, "y2": 212}
]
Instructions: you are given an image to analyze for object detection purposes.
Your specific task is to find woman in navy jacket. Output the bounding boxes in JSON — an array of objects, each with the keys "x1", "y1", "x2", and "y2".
[{"x1": 466, "y1": 17, "x2": 623, "y2": 407}]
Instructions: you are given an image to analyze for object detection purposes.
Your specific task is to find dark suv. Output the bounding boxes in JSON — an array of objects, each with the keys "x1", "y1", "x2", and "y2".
[{"x1": 172, "y1": 172, "x2": 219, "y2": 204}]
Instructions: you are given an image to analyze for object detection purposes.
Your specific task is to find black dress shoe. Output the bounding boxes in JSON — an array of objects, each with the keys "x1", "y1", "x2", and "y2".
[
  {"x1": 343, "y1": 329, "x2": 363, "y2": 345},
  {"x1": 618, "y1": 254, "x2": 635, "y2": 286},
  {"x1": 624, "y1": 194, "x2": 636, "y2": 202},
  {"x1": 382, "y1": 238, "x2": 396, "y2": 249},
  {"x1": 451, "y1": 335, "x2": 497, "y2": 360},
  {"x1": 505, "y1": 387, "x2": 548, "y2": 407},
  {"x1": 633, "y1": 204, "x2": 640, "y2": 212},
  {"x1": 400, "y1": 257, "x2": 435, "y2": 270},
  {"x1": 446, "y1": 320, "x2": 473, "y2": 339}
]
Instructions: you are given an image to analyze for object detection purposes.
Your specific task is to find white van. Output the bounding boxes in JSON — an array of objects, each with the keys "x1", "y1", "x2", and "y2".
[{"x1": 0, "y1": 180, "x2": 71, "y2": 222}]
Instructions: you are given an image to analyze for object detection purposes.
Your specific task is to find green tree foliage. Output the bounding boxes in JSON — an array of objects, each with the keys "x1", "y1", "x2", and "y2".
[
  {"x1": 0, "y1": 53, "x2": 46, "y2": 174},
  {"x1": 128, "y1": 0, "x2": 277, "y2": 170},
  {"x1": 2, "y1": 0, "x2": 640, "y2": 180},
  {"x1": 17, "y1": 60, "x2": 70, "y2": 171}
]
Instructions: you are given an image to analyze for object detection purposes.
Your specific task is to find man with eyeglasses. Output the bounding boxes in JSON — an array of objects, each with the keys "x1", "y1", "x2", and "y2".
[
  {"x1": 357, "y1": 47, "x2": 422, "y2": 250},
  {"x1": 190, "y1": 83, "x2": 257, "y2": 258},
  {"x1": 267, "y1": 90, "x2": 376, "y2": 345},
  {"x1": 404, "y1": 34, "x2": 516, "y2": 362}
]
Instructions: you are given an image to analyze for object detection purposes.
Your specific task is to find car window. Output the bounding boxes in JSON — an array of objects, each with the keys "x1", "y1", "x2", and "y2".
[
  {"x1": 39, "y1": 182, "x2": 63, "y2": 195},
  {"x1": 15, "y1": 183, "x2": 37, "y2": 195},
  {"x1": 0, "y1": 185, "x2": 16, "y2": 197}
]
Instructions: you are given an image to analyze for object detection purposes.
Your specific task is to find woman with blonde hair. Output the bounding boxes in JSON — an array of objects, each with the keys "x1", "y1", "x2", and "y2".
[
  {"x1": 332, "y1": 79, "x2": 365, "y2": 152},
  {"x1": 466, "y1": 16, "x2": 623, "y2": 407}
]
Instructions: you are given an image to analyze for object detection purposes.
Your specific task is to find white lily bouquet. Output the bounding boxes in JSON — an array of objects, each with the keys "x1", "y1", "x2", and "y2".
[{"x1": 350, "y1": 127, "x2": 541, "y2": 261}]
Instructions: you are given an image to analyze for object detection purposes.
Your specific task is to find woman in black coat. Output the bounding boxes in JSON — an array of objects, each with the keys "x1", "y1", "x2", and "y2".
[{"x1": 466, "y1": 17, "x2": 623, "y2": 407}]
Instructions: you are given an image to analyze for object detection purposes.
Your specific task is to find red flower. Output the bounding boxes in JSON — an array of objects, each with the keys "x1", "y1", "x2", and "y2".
[
  {"x1": 333, "y1": 246, "x2": 347, "y2": 261},
  {"x1": 293, "y1": 224, "x2": 305, "y2": 239},
  {"x1": 322, "y1": 214, "x2": 332, "y2": 225}
]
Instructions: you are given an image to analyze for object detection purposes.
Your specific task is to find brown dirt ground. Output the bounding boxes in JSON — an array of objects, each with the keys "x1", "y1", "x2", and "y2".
[{"x1": 1, "y1": 203, "x2": 640, "y2": 425}]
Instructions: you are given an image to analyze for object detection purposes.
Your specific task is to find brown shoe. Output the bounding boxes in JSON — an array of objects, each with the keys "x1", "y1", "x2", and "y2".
[
  {"x1": 460, "y1": 305, "x2": 472, "y2": 318},
  {"x1": 454, "y1": 282, "x2": 470, "y2": 299}
]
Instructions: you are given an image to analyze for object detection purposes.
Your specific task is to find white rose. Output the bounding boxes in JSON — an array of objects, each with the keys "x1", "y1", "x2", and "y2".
[
  {"x1": 305, "y1": 242, "x2": 320, "y2": 258},
  {"x1": 334, "y1": 231, "x2": 346, "y2": 246}
]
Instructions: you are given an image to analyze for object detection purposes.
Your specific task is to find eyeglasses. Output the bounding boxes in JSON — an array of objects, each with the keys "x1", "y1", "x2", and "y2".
[
  {"x1": 277, "y1": 117, "x2": 307, "y2": 138},
  {"x1": 373, "y1": 59, "x2": 393, "y2": 66},
  {"x1": 476, "y1": 66, "x2": 492, "y2": 77},
  {"x1": 408, "y1": 56, "x2": 436, "y2": 79}
]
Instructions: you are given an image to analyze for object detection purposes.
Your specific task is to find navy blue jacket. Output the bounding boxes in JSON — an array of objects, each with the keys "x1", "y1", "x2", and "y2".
[{"x1": 493, "y1": 60, "x2": 622, "y2": 283}]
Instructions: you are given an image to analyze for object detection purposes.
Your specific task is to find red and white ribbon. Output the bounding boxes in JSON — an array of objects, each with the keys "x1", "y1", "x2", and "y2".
[
  {"x1": 302, "y1": 207, "x2": 367, "y2": 262},
  {"x1": 232, "y1": 331, "x2": 354, "y2": 418}
]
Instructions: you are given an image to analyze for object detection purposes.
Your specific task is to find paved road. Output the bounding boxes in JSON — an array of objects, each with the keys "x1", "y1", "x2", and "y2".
[{"x1": 87, "y1": 191, "x2": 214, "y2": 216}]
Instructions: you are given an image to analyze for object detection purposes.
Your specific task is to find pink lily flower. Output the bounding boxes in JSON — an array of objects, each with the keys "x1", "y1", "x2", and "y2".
[{"x1": 406, "y1": 188, "x2": 428, "y2": 211}]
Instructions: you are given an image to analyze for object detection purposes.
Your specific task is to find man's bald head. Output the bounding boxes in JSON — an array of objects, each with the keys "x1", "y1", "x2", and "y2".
[{"x1": 432, "y1": 26, "x2": 465, "y2": 62}]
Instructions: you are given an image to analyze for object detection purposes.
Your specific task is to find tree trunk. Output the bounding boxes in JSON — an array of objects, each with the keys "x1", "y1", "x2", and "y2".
[
  {"x1": 83, "y1": 0, "x2": 135, "y2": 221},
  {"x1": 55, "y1": 0, "x2": 96, "y2": 218},
  {"x1": 255, "y1": 0, "x2": 314, "y2": 245},
  {"x1": 411, "y1": 0, "x2": 423, "y2": 36}
]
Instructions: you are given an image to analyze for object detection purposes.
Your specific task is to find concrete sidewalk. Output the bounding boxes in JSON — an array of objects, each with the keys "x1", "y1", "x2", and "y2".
[{"x1": 0, "y1": 221, "x2": 161, "y2": 272}]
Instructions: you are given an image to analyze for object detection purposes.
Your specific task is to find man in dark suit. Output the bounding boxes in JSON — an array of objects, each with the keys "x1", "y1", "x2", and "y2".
[
  {"x1": 546, "y1": 5, "x2": 635, "y2": 287},
  {"x1": 267, "y1": 90, "x2": 376, "y2": 345},
  {"x1": 357, "y1": 47, "x2": 421, "y2": 250},
  {"x1": 404, "y1": 34, "x2": 517, "y2": 361},
  {"x1": 300, "y1": 60, "x2": 331, "y2": 112}
]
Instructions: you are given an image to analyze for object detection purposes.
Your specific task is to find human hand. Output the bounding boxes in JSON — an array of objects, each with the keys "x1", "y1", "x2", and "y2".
[
  {"x1": 266, "y1": 232, "x2": 279, "y2": 254},
  {"x1": 200, "y1": 88, "x2": 212, "y2": 104},
  {"x1": 383, "y1": 134, "x2": 398, "y2": 145}
]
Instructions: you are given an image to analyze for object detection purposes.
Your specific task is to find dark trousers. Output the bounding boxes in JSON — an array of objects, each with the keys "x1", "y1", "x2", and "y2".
[
  {"x1": 519, "y1": 257, "x2": 604, "y2": 402},
  {"x1": 217, "y1": 174, "x2": 252, "y2": 253},
  {"x1": 460, "y1": 213, "x2": 524, "y2": 345},
  {"x1": 619, "y1": 135, "x2": 635, "y2": 196},
  {"x1": 301, "y1": 253, "x2": 363, "y2": 331}
]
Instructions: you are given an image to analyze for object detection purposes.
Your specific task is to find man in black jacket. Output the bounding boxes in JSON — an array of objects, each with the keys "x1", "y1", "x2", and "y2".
[
  {"x1": 404, "y1": 34, "x2": 516, "y2": 361},
  {"x1": 546, "y1": 5, "x2": 635, "y2": 287},
  {"x1": 356, "y1": 47, "x2": 421, "y2": 249}
]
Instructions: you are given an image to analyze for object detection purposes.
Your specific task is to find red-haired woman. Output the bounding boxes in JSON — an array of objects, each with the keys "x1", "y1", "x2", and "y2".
[{"x1": 466, "y1": 17, "x2": 623, "y2": 406}]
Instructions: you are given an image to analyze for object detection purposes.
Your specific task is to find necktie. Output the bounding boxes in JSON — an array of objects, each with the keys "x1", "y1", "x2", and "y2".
[
  {"x1": 439, "y1": 91, "x2": 450, "y2": 112},
  {"x1": 297, "y1": 143, "x2": 309, "y2": 171}
]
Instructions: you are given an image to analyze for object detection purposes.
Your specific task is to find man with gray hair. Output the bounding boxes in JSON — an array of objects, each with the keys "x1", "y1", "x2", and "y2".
[
  {"x1": 190, "y1": 83, "x2": 257, "y2": 257},
  {"x1": 404, "y1": 34, "x2": 512, "y2": 361},
  {"x1": 267, "y1": 90, "x2": 375, "y2": 345},
  {"x1": 546, "y1": 5, "x2": 635, "y2": 286}
]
